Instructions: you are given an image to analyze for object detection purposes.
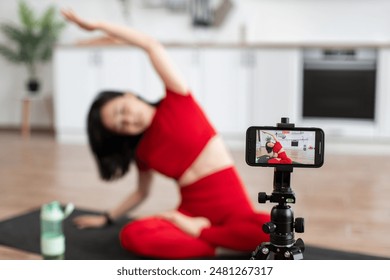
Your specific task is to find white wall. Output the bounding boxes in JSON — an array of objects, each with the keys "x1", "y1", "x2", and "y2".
[{"x1": 1, "y1": 0, "x2": 390, "y2": 128}]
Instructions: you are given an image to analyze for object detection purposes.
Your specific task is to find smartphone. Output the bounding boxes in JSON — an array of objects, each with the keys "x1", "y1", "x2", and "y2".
[{"x1": 246, "y1": 126, "x2": 325, "y2": 168}]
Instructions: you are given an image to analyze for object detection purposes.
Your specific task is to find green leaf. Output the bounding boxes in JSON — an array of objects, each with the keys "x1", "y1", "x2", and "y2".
[
  {"x1": 0, "y1": 23, "x2": 25, "y2": 44},
  {"x1": 39, "y1": 46, "x2": 52, "y2": 62},
  {"x1": 18, "y1": 0, "x2": 36, "y2": 30},
  {"x1": 40, "y1": 6, "x2": 56, "y2": 28},
  {"x1": 0, "y1": 44, "x2": 23, "y2": 63}
]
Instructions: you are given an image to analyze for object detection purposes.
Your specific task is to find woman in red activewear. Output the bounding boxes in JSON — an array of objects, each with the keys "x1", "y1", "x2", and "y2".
[
  {"x1": 62, "y1": 9, "x2": 269, "y2": 259},
  {"x1": 263, "y1": 131, "x2": 292, "y2": 164}
]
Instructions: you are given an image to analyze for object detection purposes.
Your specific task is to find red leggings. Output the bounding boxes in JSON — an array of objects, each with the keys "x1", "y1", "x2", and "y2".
[
  {"x1": 268, "y1": 142, "x2": 292, "y2": 164},
  {"x1": 119, "y1": 167, "x2": 270, "y2": 259}
]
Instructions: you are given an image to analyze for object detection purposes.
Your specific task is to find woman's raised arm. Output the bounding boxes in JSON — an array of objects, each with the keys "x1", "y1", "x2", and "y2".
[{"x1": 62, "y1": 9, "x2": 188, "y2": 95}]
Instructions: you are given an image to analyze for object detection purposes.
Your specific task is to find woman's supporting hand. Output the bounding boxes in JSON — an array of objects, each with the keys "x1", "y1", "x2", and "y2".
[{"x1": 73, "y1": 214, "x2": 108, "y2": 229}]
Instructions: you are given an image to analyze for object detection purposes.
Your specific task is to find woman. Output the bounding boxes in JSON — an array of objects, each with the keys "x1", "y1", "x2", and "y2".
[
  {"x1": 263, "y1": 131, "x2": 292, "y2": 164},
  {"x1": 62, "y1": 9, "x2": 269, "y2": 259}
]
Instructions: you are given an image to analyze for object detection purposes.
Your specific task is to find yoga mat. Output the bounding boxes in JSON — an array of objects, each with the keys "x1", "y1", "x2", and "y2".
[
  {"x1": 0, "y1": 208, "x2": 140, "y2": 260},
  {"x1": 0, "y1": 208, "x2": 387, "y2": 260}
]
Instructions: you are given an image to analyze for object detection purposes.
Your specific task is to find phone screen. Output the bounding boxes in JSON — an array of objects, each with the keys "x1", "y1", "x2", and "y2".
[{"x1": 246, "y1": 127, "x2": 324, "y2": 168}]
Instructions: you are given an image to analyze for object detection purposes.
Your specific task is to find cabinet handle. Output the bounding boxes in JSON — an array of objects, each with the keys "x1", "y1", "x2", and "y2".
[
  {"x1": 192, "y1": 49, "x2": 200, "y2": 65},
  {"x1": 90, "y1": 50, "x2": 102, "y2": 66},
  {"x1": 249, "y1": 51, "x2": 256, "y2": 68},
  {"x1": 241, "y1": 50, "x2": 255, "y2": 68}
]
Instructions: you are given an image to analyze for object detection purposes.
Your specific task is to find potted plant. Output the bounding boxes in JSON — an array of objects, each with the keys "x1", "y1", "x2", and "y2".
[{"x1": 0, "y1": 0, "x2": 65, "y2": 95}]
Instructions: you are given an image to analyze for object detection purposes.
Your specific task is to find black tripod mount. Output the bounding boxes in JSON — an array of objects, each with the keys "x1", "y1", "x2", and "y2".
[{"x1": 251, "y1": 117, "x2": 305, "y2": 260}]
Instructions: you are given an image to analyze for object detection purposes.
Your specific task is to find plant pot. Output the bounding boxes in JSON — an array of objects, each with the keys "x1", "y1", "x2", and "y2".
[{"x1": 27, "y1": 79, "x2": 40, "y2": 95}]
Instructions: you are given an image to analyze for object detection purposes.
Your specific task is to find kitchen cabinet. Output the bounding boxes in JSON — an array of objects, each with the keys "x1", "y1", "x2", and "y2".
[
  {"x1": 97, "y1": 48, "x2": 147, "y2": 97},
  {"x1": 197, "y1": 48, "x2": 254, "y2": 135},
  {"x1": 54, "y1": 48, "x2": 100, "y2": 142},
  {"x1": 251, "y1": 48, "x2": 302, "y2": 127},
  {"x1": 376, "y1": 48, "x2": 390, "y2": 137},
  {"x1": 168, "y1": 47, "x2": 203, "y2": 101}
]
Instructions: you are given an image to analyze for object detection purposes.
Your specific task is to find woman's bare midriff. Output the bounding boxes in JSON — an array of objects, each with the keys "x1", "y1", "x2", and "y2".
[{"x1": 177, "y1": 135, "x2": 234, "y2": 187}]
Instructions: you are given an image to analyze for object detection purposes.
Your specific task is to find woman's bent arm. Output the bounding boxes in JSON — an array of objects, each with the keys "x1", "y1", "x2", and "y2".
[
  {"x1": 73, "y1": 170, "x2": 153, "y2": 229},
  {"x1": 107, "y1": 170, "x2": 153, "y2": 220}
]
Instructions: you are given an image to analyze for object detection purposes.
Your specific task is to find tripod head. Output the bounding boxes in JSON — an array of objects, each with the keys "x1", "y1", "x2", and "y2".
[{"x1": 258, "y1": 166, "x2": 295, "y2": 205}]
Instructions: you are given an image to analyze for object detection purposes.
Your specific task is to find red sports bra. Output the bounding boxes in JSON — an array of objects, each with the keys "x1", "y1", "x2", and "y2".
[{"x1": 135, "y1": 89, "x2": 217, "y2": 179}]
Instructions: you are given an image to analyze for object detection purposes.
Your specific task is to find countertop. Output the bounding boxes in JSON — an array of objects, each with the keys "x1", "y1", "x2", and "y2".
[{"x1": 56, "y1": 37, "x2": 390, "y2": 49}]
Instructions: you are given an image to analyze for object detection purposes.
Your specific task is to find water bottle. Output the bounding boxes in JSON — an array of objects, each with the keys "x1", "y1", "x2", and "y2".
[{"x1": 40, "y1": 201, "x2": 74, "y2": 260}]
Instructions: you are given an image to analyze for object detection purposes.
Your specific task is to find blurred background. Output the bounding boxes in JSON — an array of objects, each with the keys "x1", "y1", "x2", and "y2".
[
  {"x1": 0, "y1": 0, "x2": 390, "y2": 259},
  {"x1": 2, "y1": 0, "x2": 390, "y2": 146}
]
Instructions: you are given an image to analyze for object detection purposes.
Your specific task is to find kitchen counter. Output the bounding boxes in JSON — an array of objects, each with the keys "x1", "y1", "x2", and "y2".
[{"x1": 57, "y1": 37, "x2": 390, "y2": 49}]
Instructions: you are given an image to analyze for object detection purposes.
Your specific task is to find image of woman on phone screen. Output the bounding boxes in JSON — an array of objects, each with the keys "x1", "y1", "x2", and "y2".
[{"x1": 263, "y1": 131, "x2": 292, "y2": 164}]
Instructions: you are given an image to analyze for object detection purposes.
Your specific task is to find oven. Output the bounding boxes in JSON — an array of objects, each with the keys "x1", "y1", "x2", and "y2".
[{"x1": 302, "y1": 48, "x2": 377, "y2": 120}]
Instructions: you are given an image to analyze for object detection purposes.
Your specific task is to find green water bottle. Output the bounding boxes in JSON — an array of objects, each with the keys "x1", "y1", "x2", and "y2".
[{"x1": 40, "y1": 201, "x2": 74, "y2": 260}]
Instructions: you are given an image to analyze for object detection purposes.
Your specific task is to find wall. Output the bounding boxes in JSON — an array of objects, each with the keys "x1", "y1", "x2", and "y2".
[{"x1": 1, "y1": 0, "x2": 390, "y2": 128}]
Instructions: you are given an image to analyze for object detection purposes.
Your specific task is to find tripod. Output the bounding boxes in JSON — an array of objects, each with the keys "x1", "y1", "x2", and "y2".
[{"x1": 251, "y1": 118, "x2": 305, "y2": 260}]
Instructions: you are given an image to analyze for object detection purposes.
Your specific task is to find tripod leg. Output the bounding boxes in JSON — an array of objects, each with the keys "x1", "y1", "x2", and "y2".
[
  {"x1": 252, "y1": 240, "x2": 305, "y2": 260},
  {"x1": 251, "y1": 243, "x2": 272, "y2": 260}
]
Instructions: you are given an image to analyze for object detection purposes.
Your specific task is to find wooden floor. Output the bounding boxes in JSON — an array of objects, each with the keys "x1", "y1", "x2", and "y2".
[{"x1": 1, "y1": 131, "x2": 390, "y2": 259}]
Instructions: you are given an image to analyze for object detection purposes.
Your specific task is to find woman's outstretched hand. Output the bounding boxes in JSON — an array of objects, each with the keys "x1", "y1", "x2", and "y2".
[
  {"x1": 73, "y1": 214, "x2": 107, "y2": 229},
  {"x1": 61, "y1": 8, "x2": 100, "y2": 31}
]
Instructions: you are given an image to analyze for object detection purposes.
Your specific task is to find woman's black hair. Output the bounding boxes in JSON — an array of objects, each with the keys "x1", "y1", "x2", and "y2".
[
  {"x1": 87, "y1": 90, "x2": 159, "y2": 181},
  {"x1": 265, "y1": 141, "x2": 274, "y2": 153}
]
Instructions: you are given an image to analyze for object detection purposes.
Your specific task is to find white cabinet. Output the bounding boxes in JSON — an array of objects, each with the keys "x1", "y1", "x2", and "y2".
[
  {"x1": 251, "y1": 48, "x2": 302, "y2": 127},
  {"x1": 98, "y1": 48, "x2": 146, "y2": 96},
  {"x1": 167, "y1": 47, "x2": 203, "y2": 101},
  {"x1": 198, "y1": 48, "x2": 254, "y2": 135},
  {"x1": 54, "y1": 48, "x2": 100, "y2": 142},
  {"x1": 375, "y1": 48, "x2": 390, "y2": 137}
]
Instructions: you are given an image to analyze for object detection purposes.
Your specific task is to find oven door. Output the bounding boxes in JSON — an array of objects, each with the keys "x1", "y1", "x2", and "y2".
[{"x1": 303, "y1": 57, "x2": 376, "y2": 120}]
